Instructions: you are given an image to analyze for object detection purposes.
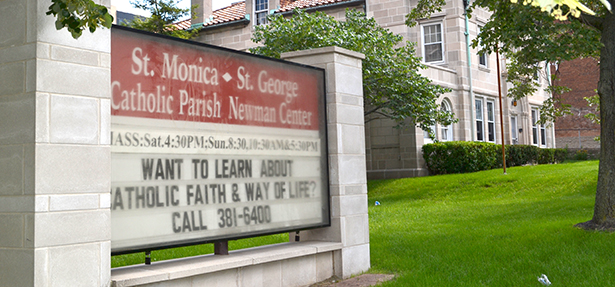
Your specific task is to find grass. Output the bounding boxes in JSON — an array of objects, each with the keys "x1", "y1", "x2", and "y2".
[
  {"x1": 369, "y1": 160, "x2": 615, "y2": 286},
  {"x1": 112, "y1": 161, "x2": 614, "y2": 286}
]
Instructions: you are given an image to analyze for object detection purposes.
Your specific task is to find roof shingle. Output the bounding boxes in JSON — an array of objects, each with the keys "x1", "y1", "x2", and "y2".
[{"x1": 176, "y1": 0, "x2": 354, "y2": 30}]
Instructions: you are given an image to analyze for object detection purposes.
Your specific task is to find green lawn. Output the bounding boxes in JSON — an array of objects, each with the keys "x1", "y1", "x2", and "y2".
[
  {"x1": 369, "y1": 160, "x2": 614, "y2": 286},
  {"x1": 113, "y1": 161, "x2": 614, "y2": 286}
]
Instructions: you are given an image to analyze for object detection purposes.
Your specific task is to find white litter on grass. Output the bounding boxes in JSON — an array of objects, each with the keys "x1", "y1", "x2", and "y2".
[
  {"x1": 375, "y1": 201, "x2": 380, "y2": 206},
  {"x1": 538, "y1": 274, "x2": 551, "y2": 286}
]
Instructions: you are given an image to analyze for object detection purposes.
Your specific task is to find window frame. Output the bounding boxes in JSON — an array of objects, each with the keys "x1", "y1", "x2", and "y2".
[
  {"x1": 477, "y1": 25, "x2": 488, "y2": 68},
  {"x1": 254, "y1": 0, "x2": 269, "y2": 26},
  {"x1": 475, "y1": 98, "x2": 484, "y2": 142},
  {"x1": 440, "y1": 100, "x2": 453, "y2": 142},
  {"x1": 421, "y1": 22, "x2": 445, "y2": 64},
  {"x1": 510, "y1": 115, "x2": 518, "y2": 145},
  {"x1": 486, "y1": 100, "x2": 496, "y2": 143},
  {"x1": 531, "y1": 108, "x2": 539, "y2": 146}
]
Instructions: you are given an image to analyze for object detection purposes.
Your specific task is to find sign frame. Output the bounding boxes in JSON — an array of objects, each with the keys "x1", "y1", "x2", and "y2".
[{"x1": 110, "y1": 25, "x2": 331, "y2": 256}]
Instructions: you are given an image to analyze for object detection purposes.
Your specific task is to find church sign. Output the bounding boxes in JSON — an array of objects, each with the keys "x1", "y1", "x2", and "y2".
[{"x1": 110, "y1": 26, "x2": 329, "y2": 254}]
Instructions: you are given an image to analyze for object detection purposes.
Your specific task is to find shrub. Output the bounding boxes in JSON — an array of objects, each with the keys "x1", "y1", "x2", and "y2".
[
  {"x1": 574, "y1": 149, "x2": 589, "y2": 160},
  {"x1": 505, "y1": 145, "x2": 539, "y2": 167},
  {"x1": 423, "y1": 141, "x2": 568, "y2": 175},
  {"x1": 554, "y1": 149, "x2": 568, "y2": 163}
]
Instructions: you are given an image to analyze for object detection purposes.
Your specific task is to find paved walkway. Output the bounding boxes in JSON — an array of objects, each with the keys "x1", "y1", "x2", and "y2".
[{"x1": 310, "y1": 274, "x2": 395, "y2": 287}]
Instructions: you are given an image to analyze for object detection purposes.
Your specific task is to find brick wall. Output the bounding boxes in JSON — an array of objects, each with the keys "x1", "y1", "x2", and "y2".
[{"x1": 553, "y1": 58, "x2": 600, "y2": 148}]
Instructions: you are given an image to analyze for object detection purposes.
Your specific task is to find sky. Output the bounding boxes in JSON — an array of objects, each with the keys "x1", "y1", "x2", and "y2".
[{"x1": 111, "y1": 0, "x2": 238, "y2": 17}]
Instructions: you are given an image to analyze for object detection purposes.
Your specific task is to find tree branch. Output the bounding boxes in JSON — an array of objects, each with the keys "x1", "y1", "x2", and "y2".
[{"x1": 579, "y1": 13, "x2": 604, "y2": 31}]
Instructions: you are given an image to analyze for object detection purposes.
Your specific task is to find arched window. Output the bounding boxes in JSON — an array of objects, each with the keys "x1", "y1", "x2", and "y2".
[{"x1": 440, "y1": 100, "x2": 453, "y2": 141}]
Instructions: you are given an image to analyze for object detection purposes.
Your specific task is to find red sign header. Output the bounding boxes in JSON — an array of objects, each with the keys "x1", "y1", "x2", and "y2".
[{"x1": 111, "y1": 28, "x2": 323, "y2": 130}]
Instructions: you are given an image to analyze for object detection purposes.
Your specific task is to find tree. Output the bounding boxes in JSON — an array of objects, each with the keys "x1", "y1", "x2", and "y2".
[
  {"x1": 46, "y1": 0, "x2": 113, "y2": 39},
  {"x1": 411, "y1": 0, "x2": 614, "y2": 230},
  {"x1": 123, "y1": 0, "x2": 198, "y2": 39},
  {"x1": 45, "y1": 0, "x2": 196, "y2": 40},
  {"x1": 250, "y1": 9, "x2": 456, "y2": 132}
]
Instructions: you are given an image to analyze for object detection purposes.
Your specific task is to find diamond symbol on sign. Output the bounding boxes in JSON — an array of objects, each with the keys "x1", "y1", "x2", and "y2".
[{"x1": 223, "y1": 73, "x2": 233, "y2": 82}]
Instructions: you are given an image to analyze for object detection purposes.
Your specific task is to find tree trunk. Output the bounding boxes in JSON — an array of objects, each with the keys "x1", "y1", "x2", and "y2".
[{"x1": 576, "y1": 10, "x2": 615, "y2": 231}]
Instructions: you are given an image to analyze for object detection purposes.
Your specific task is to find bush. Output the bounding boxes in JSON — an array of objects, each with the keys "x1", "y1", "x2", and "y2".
[
  {"x1": 423, "y1": 141, "x2": 568, "y2": 175},
  {"x1": 574, "y1": 149, "x2": 589, "y2": 161},
  {"x1": 505, "y1": 145, "x2": 539, "y2": 167}
]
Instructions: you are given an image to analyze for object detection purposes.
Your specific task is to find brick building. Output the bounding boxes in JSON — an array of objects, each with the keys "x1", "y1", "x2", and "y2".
[
  {"x1": 176, "y1": 0, "x2": 555, "y2": 179},
  {"x1": 553, "y1": 58, "x2": 600, "y2": 149}
]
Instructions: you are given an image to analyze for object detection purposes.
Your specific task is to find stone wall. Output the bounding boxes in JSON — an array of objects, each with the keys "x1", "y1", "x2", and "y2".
[{"x1": 0, "y1": 0, "x2": 112, "y2": 286}]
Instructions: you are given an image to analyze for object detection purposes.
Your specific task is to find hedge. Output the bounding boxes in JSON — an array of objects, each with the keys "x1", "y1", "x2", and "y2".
[{"x1": 422, "y1": 141, "x2": 568, "y2": 175}]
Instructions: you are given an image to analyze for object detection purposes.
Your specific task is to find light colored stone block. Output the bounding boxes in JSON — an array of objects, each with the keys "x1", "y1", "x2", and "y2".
[
  {"x1": 51, "y1": 45, "x2": 100, "y2": 66},
  {"x1": 0, "y1": 145, "x2": 24, "y2": 195},
  {"x1": 35, "y1": 93, "x2": 50, "y2": 143},
  {"x1": 331, "y1": 194, "x2": 368, "y2": 217},
  {"x1": 101, "y1": 53, "x2": 111, "y2": 68},
  {"x1": 341, "y1": 244, "x2": 370, "y2": 278},
  {"x1": 100, "y1": 99, "x2": 111, "y2": 145},
  {"x1": 0, "y1": 214, "x2": 24, "y2": 247},
  {"x1": 0, "y1": 0, "x2": 27, "y2": 47},
  {"x1": 327, "y1": 104, "x2": 364, "y2": 126},
  {"x1": 100, "y1": 192, "x2": 111, "y2": 208},
  {"x1": 0, "y1": 62, "x2": 25, "y2": 96},
  {"x1": 101, "y1": 241, "x2": 111, "y2": 287},
  {"x1": 0, "y1": 248, "x2": 34, "y2": 286},
  {"x1": 37, "y1": 59, "x2": 110, "y2": 98},
  {"x1": 343, "y1": 185, "x2": 366, "y2": 195},
  {"x1": 337, "y1": 155, "x2": 367, "y2": 185},
  {"x1": 191, "y1": 269, "x2": 238, "y2": 287},
  {"x1": 34, "y1": 248, "x2": 49, "y2": 287},
  {"x1": 49, "y1": 194, "x2": 100, "y2": 211},
  {"x1": 343, "y1": 214, "x2": 369, "y2": 246},
  {"x1": 26, "y1": 59, "x2": 36, "y2": 93},
  {"x1": 35, "y1": 145, "x2": 110, "y2": 194},
  {"x1": 141, "y1": 277, "x2": 192, "y2": 287},
  {"x1": 315, "y1": 252, "x2": 335, "y2": 282},
  {"x1": 49, "y1": 94, "x2": 99, "y2": 144},
  {"x1": 49, "y1": 244, "x2": 101, "y2": 287},
  {"x1": 281, "y1": 255, "x2": 316, "y2": 287},
  {"x1": 341, "y1": 124, "x2": 366, "y2": 154},
  {"x1": 0, "y1": 43, "x2": 35, "y2": 64},
  {"x1": 0, "y1": 196, "x2": 34, "y2": 213},
  {"x1": 34, "y1": 210, "x2": 110, "y2": 247},
  {"x1": 35, "y1": 195, "x2": 49, "y2": 212},
  {"x1": 332, "y1": 63, "x2": 363, "y2": 96},
  {"x1": 0, "y1": 94, "x2": 35, "y2": 145},
  {"x1": 241, "y1": 261, "x2": 282, "y2": 287},
  {"x1": 37, "y1": 43, "x2": 50, "y2": 59}
]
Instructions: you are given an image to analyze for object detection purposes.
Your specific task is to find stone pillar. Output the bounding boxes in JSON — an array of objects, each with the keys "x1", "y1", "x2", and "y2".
[
  {"x1": 0, "y1": 0, "x2": 111, "y2": 286},
  {"x1": 191, "y1": 0, "x2": 213, "y2": 24},
  {"x1": 282, "y1": 47, "x2": 370, "y2": 278}
]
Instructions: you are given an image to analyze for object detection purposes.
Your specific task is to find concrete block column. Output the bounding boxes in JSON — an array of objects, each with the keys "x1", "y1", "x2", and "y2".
[
  {"x1": 0, "y1": 0, "x2": 111, "y2": 286},
  {"x1": 282, "y1": 47, "x2": 370, "y2": 278}
]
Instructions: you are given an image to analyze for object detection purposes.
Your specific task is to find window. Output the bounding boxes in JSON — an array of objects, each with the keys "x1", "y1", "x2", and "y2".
[
  {"x1": 510, "y1": 116, "x2": 518, "y2": 144},
  {"x1": 475, "y1": 99, "x2": 484, "y2": 141},
  {"x1": 478, "y1": 26, "x2": 487, "y2": 67},
  {"x1": 540, "y1": 123, "x2": 546, "y2": 147},
  {"x1": 486, "y1": 100, "x2": 496, "y2": 142},
  {"x1": 424, "y1": 124, "x2": 436, "y2": 143},
  {"x1": 440, "y1": 100, "x2": 453, "y2": 141},
  {"x1": 254, "y1": 0, "x2": 268, "y2": 25},
  {"x1": 422, "y1": 23, "x2": 444, "y2": 63},
  {"x1": 531, "y1": 108, "x2": 539, "y2": 145},
  {"x1": 531, "y1": 108, "x2": 547, "y2": 147},
  {"x1": 475, "y1": 98, "x2": 497, "y2": 142}
]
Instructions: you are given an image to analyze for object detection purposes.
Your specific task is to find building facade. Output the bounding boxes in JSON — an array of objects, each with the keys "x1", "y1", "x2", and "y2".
[
  {"x1": 180, "y1": 0, "x2": 555, "y2": 179},
  {"x1": 552, "y1": 58, "x2": 600, "y2": 150}
]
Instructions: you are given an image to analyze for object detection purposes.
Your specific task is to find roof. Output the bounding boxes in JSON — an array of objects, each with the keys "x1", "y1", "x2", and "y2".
[{"x1": 176, "y1": 0, "x2": 356, "y2": 30}]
